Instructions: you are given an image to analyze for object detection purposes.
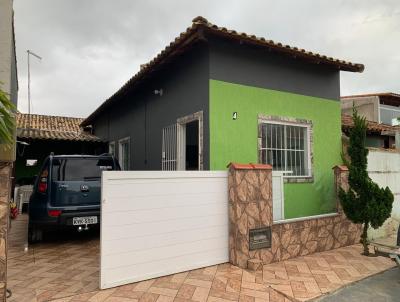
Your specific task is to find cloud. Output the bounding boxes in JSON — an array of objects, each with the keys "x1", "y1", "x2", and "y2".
[{"x1": 14, "y1": 0, "x2": 400, "y2": 117}]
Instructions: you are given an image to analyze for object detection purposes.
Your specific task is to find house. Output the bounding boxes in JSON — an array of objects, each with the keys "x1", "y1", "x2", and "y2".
[
  {"x1": 341, "y1": 114, "x2": 400, "y2": 149},
  {"x1": 15, "y1": 113, "x2": 106, "y2": 185},
  {"x1": 342, "y1": 93, "x2": 400, "y2": 126},
  {"x1": 82, "y1": 16, "x2": 364, "y2": 219},
  {"x1": 341, "y1": 93, "x2": 400, "y2": 149}
]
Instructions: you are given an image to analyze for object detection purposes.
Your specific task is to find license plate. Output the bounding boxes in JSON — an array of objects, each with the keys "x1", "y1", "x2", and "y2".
[{"x1": 73, "y1": 216, "x2": 98, "y2": 225}]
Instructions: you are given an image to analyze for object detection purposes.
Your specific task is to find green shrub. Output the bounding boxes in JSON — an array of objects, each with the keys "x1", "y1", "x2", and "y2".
[{"x1": 339, "y1": 109, "x2": 394, "y2": 255}]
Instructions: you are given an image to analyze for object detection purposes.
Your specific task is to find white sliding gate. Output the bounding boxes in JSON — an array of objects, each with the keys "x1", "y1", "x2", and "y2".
[{"x1": 100, "y1": 171, "x2": 229, "y2": 289}]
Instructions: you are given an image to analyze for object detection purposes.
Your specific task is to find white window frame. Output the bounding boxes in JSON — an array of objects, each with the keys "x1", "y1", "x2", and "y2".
[
  {"x1": 118, "y1": 137, "x2": 130, "y2": 170},
  {"x1": 258, "y1": 115, "x2": 313, "y2": 182},
  {"x1": 108, "y1": 141, "x2": 116, "y2": 157}
]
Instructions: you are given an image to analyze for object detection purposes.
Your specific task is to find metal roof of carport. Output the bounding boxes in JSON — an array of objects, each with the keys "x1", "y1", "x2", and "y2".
[{"x1": 82, "y1": 16, "x2": 365, "y2": 127}]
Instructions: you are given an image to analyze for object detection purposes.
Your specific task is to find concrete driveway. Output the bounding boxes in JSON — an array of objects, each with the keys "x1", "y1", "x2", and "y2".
[
  {"x1": 316, "y1": 267, "x2": 400, "y2": 302},
  {"x1": 7, "y1": 215, "x2": 100, "y2": 301}
]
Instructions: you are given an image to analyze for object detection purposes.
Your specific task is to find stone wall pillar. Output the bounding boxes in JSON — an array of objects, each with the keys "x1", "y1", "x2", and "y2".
[
  {"x1": 228, "y1": 163, "x2": 273, "y2": 270},
  {"x1": 0, "y1": 162, "x2": 11, "y2": 302},
  {"x1": 333, "y1": 165, "x2": 349, "y2": 213}
]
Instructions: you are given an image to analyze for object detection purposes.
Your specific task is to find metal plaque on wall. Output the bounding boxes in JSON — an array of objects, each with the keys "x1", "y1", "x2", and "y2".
[{"x1": 249, "y1": 226, "x2": 271, "y2": 250}]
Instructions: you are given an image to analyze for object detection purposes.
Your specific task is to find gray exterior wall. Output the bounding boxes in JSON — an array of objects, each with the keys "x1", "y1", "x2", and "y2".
[
  {"x1": 92, "y1": 43, "x2": 210, "y2": 170},
  {"x1": 0, "y1": 0, "x2": 17, "y2": 162},
  {"x1": 341, "y1": 96, "x2": 379, "y2": 122},
  {"x1": 10, "y1": 25, "x2": 18, "y2": 106},
  {"x1": 90, "y1": 34, "x2": 343, "y2": 171},
  {"x1": 208, "y1": 35, "x2": 340, "y2": 101},
  {"x1": 0, "y1": 1, "x2": 16, "y2": 299},
  {"x1": 0, "y1": 0, "x2": 17, "y2": 106}
]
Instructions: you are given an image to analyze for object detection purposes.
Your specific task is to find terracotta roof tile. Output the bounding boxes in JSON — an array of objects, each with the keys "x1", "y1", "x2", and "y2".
[
  {"x1": 227, "y1": 162, "x2": 272, "y2": 170},
  {"x1": 16, "y1": 113, "x2": 101, "y2": 142},
  {"x1": 342, "y1": 92, "x2": 400, "y2": 99},
  {"x1": 83, "y1": 16, "x2": 364, "y2": 126},
  {"x1": 341, "y1": 114, "x2": 400, "y2": 134}
]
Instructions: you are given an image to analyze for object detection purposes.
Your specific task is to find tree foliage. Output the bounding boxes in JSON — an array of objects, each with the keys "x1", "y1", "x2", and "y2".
[
  {"x1": 0, "y1": 85, "x2": 16, "y2": 146},
  {"x1": 339, "y1": 109, "x2": 394, "y2": 255}
]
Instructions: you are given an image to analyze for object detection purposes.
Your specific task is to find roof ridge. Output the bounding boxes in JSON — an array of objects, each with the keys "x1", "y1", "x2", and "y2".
[
  {"x1": 82, "y1": 16, "x2": 364, "y2": 126},
  {"x1": 16, "y1": 112, "x2": 85, "y2": 120},
  {"x1": 23, "y1": 128, "x2": 89, "y2": 133},
  {"x1": 192, "y1": 17, "x2": 363, "y2": 70}
]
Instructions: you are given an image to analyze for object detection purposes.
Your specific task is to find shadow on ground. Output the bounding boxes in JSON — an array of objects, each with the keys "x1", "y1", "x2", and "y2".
[{"x1": 37, "y1": 226, "x2": 100, "y2": 243}]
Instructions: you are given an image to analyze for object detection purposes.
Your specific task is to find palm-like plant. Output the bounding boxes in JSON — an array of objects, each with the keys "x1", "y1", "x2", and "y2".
[{"x1": 0, "y1": 85, "x2": 16, "y2": 146}]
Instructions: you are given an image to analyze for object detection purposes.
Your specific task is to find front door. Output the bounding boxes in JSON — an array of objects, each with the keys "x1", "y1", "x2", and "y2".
[{"x1": 162, "y1": 112, "x2": 203, "y2": 171}]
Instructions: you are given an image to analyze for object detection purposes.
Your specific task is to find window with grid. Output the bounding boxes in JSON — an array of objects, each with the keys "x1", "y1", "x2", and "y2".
[{"x1": 260, "y1": 122, "x2": 310, "y2": 177}]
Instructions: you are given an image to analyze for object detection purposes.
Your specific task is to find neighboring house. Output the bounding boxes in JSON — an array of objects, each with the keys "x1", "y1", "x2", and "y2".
[
  {"x1": 342, "y1": 114, "x2": 400, "y2": 149},
  {"x1": 82, "y1": 16, "x2": 364, "y2": 219},
  {"x1": 341, "y1": 92, "x2": 400, "y2": 126},
  {"x1": 15, "y1": 113, "x2": 106, "y2": 184}
]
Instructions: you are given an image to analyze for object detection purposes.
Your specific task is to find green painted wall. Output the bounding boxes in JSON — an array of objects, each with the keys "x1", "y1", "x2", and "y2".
[{"x1": 209, "y1": 80, "x2": 342, "y2": 219}]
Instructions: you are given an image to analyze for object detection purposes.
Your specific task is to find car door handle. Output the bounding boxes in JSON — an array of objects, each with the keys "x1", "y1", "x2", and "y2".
[{"x1": 80, "y1": 185, "x2": 89, "y2": 192}]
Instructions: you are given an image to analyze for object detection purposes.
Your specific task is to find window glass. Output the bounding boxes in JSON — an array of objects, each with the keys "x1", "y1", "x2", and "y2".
[
  {"x1": 51, "y1": 158, "x2": 115, "y2": 181},
  {"x1": 261, "y1": 123, "x2": 309, "y2": 177},
  {"x1": 380, "y1": 105, "x2": 400, "y2": 125}
]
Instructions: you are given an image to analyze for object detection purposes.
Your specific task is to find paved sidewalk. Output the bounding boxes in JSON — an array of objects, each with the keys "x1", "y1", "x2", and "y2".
[
  {"x1": 52, "y1": 264, "x2": 292, "y2": 302},
  {"x1": 316, "y1": 267, "x2": 400, "y2": 302},
  {"x1": 262, "y1": 244, "x2": 395, "y2": 301},
  {"x1": 7, "y1": 215, "x2": 396, "y2": 302}
]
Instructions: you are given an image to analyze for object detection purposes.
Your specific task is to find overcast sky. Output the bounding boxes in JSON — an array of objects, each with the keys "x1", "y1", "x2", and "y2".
[{"x1": 14, "y1": 0, "x2": 400, "y2": 118}]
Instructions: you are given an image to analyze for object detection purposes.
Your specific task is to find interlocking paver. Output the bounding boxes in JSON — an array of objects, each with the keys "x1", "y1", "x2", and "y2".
[
  {"x1": 192, "y1": 287, "x2": 211, "y2": 302},
  {"x1": 7, "y1": 215, "x2": 396, "y2": 302}
]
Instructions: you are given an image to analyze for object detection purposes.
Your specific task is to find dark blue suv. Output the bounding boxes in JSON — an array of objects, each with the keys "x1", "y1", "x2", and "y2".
[{"x1": 28, "y1": 154, "x2": 120, "y2": 243}]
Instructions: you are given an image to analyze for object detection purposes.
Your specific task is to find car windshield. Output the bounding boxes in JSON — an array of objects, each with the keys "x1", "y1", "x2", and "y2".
[{"x1": 51, "y1": 158, "x2": 114, "y2": 181}]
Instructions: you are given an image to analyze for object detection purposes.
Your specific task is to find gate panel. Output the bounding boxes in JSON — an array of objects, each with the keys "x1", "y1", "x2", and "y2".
[{"x1": 100, "y1": 171, "x2": 228, "y2": 289}]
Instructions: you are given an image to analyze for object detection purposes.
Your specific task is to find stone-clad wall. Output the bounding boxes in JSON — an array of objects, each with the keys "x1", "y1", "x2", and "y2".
[
  {"x1": 228, "y1": 163, "x2": 273, "y2": 268},
  {"x1": 228, "y1": 163, "x2": 362, "y2": 270},
  {"x1": 271, "y1": 211, "x2": 361, "y2": 263},
  {"x1": 0, "y1": 162, "x2": 11, "y2": 301}
]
